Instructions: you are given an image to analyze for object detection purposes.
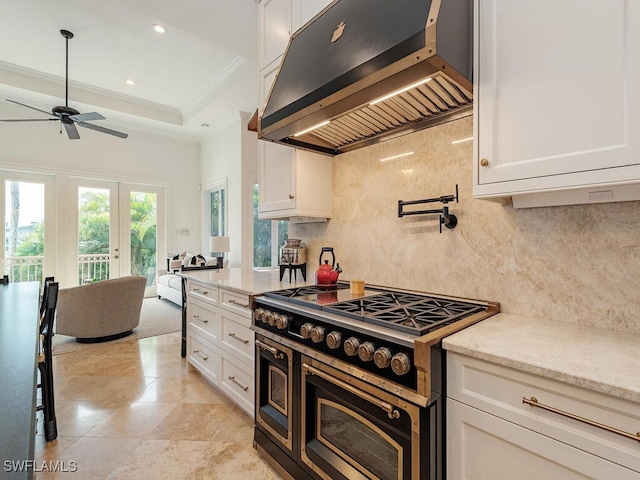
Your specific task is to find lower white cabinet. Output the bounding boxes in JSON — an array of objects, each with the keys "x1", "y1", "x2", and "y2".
[
  {"x1": 447, "y1": 352, "x2": 640, "y2": 480},
  {"x1": 186, "y1": 280, "x2": 255, "y2": 416}
]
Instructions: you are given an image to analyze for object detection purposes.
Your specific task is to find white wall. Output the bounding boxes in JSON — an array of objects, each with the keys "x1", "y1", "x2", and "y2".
[
  {"x1": 200, "y1": 115, "x2": 242, "y2": 267},
  {"x1": 0, "y1": 121, "x2": 201, "y2": 284},
  {"x1": 200, "y1": 111, "x2": 259, "y2": 269}
]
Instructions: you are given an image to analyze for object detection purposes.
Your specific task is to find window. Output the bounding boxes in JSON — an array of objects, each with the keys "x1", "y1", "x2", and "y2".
[
  {"x1": 253, "y1": 182, "x2": 288, "y2": 268},
  {"x1": 202, "y1": 179, "x2": 227, "y2": 252},
  {"x1": 210, "y1": 187, "x2": 226, "y2": 237}
]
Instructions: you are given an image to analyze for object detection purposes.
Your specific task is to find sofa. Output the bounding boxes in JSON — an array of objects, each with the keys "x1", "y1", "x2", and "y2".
[
  {"x1": 156, "y1": 252, "x2": 220, "y2": 306},
  {"x1": 156, "y1": 272, "x2": 183, "y2": 306},
  {"x1": 56, "y1": 276, "x2": 146, "y2": 343}
]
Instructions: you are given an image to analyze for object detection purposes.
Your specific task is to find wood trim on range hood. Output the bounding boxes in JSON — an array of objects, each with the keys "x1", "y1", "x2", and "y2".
[{"x1": 258, "y1": 0, "x2": 473, "y2": 156}]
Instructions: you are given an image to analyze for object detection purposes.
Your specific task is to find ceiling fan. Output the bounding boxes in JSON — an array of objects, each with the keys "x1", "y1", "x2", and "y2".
[{"x1": 1, "y1": 29, "x2": 128, "y2": 139}]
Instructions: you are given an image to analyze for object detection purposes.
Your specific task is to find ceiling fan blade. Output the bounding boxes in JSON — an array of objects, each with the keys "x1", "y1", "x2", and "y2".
[
  {"x1": 69, "y1": 112, "x2": 105, "y2": 122},
  {"x1": 76, "y1": 121, "x2": 128, "y2": 139},
  {"x1": 64, "y1": 122, "x2": 80, "y2": 140},
  {"x1": 6, "y1": 99, "x2": 56, "y2": 118},
  {"x1": 1, "y1": 118, "x2": 58, "y2": 122}
]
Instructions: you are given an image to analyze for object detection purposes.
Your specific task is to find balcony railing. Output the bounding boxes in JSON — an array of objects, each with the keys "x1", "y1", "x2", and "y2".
[{"x1": 5, "y1": 254, "x2": 111, "y2": 285}]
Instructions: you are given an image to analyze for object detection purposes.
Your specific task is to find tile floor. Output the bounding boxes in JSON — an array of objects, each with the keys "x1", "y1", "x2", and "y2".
[{"x1": 34, "y1": 332, "x2": 284, "y2": 480}]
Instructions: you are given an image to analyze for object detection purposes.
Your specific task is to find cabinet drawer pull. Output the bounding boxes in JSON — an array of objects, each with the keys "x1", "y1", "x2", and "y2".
[
  {"x1": 228, "y1": 375, "x2": 249, "y2": 391},
  {"x1": 193, "y1": 314, "x2": 208, "y2": 324},
  {"x1": 193, "y1": 349, "x2": 208, "y2": 361},
  {"x1": 193, "y1": 288, "x2": 209, "y2": 295},
  {"x1": 228, "y1": 332, "x2": 249, "y2": 344},
  {"x1": 523, "y1": 397, "x2": 640, "y2": 443},
  {"x1": 228, "y1": 299, "x2": 250, "y2": 309},
  {"x1": 256, "y1": 339, "x2": 284, "y2": 360}
]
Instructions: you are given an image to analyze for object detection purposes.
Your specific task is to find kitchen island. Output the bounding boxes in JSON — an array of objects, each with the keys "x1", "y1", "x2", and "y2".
[
  {"x1": 0, "y1": 282, "x2": 40, "y2": 480},
  {"x1": 443, "y1": 314, "x2": 640, "y2": 479},
  {"x1": 177, "y1": 268, "x2": 314, "y2": 415}
]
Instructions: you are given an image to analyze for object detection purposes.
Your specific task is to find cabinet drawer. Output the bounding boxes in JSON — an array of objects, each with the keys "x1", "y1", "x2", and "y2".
[
  {"x1": 220, "y1": 351, "x2": 254, "y2": 415},
  {"x1": 188, "y1": 332, "x2": 219, "y2": 385},
  {"x1": 187, "y1": 297, "x2": 219, "y2": 344},
  {"x1": 447, "y1": 398, "x2": 640, "y2": 480},
  {"x1": 220, "y1": 310, "x2": 255, "y2": 364},
  {"x1": 448, "y1": 352, "x2": 640, "y2": 472},
  {"x1": 220, "y1": 289, "x2": 252, "y2": 319},
  {"x1": 188, "y1": 281, "x2": 218, "y2": 305}
]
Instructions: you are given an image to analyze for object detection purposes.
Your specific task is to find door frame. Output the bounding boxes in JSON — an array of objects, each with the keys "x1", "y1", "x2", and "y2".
[
  {"x1": 0, "y1": 170, "x2": 56, "y2": 283},
  {"x1": 68, "y1": 179, "x2": 166, "y2": 294}
]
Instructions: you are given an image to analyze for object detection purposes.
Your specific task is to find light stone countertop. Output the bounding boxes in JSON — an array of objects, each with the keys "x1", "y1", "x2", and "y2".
[
  {"x1": 177, "y1": 267, "x2": 315, "y2": 296},
  {"x1": 443, "y1": 313, "x2": 640, "y2": 404}
]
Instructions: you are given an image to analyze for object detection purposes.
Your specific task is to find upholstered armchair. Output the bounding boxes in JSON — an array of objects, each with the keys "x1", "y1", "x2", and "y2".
[{"x1": 55, "y1": 276, "x2": 146, "y2": 343}]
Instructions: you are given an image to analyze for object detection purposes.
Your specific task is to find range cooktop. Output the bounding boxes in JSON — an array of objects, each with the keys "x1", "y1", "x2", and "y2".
[{"x1": 263, "y1": 282, "x2": 488, "y2": 335}]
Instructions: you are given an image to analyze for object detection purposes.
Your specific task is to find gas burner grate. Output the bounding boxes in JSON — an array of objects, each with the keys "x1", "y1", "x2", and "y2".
[
  {"x1": 264, "y1": 283, "x2": 349, "y2": 299},
  {"x1": 324, "y1": 293, "x2": 486, "y2": 335}
]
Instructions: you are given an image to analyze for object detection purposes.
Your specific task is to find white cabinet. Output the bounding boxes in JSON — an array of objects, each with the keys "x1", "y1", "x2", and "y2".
[
  {"x1": 258, "y1": 146, "x2": 332, "y2": 220},
  {"x1": 259, "y1": 0, "x2": 296, "y2": 70},
  {"x1": 473, "y1": 0, "x2": 640, "y2": 207},
  {"x1": 186, "y1": 279, "x2": 256, "y2": 415},
  {"x1": 447, "y1": 352, "x2": 640, "y2": 479},
  {"x1": 186, "y1": 282, "x2": 220, "y2": 386},
  {"x1": 258, "y1": 7, "x2": 332, "y2": 222},
  {"x1": 299, "y1": 0, "x2": 332, "y2": 26}
]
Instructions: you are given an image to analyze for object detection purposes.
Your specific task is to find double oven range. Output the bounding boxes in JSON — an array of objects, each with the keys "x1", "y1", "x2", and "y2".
[{"x1": 252, "y1": 282, "x2": 499, "y2": 480}]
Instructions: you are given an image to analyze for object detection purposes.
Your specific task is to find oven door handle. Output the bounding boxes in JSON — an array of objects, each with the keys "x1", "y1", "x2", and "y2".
[
  {"x1": 255, "y1": 339, "x2": 285, "y2": 360},
  {"x1": 303, "y1": 363, "x2": 401, "y2": 420}
]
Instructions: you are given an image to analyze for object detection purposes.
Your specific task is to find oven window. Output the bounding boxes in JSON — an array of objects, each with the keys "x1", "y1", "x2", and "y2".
[
  {"x1": 268, "y1": 365, "x2": 287, "y2": 415},
  {"x1": 318, "y1": 399, "x2": 401, "y2": 480}
]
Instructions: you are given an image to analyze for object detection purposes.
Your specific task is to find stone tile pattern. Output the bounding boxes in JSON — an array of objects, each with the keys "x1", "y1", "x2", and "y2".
[
  {"x1": 292, "y1": 117, "x2": 640, "y2": 334},
  {"x1": 34, "y1": 333, "x2": 282, "y2": 480}
]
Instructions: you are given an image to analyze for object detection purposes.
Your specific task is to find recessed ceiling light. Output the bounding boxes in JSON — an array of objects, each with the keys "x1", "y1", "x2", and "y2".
[
  {"x1": 125, "y1": 79, "x2": 135, "y2": 86},
  {"x1": 153, "y1": 24, "x2": 166, "y2": 34}
]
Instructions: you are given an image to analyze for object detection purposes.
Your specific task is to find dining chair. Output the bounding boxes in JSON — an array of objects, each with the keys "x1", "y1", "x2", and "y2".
[
  {"x1": 0, "y1": 274, "x2": 8, "y2": 284},
  {"x1": 39, "y1": 276, "x2": 55, "y2": 319},
  {"x1": 37, "y1": 280, "x2": 59, "y2": 441}
]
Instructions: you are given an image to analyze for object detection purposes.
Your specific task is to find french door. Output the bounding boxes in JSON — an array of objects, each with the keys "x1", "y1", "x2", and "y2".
[
  {"x1": 70, "y1": 179, "x2": 165, "y2": 295},
  {"x1": 0, "y1": 171, "x2": 55, "y2": 285}
]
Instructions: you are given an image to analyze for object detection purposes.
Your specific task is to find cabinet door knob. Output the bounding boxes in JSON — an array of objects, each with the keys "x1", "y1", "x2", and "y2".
[
  {"x1": 480, "y1": 158, "x2": 490, "y2": 167},
  {"x1": 288, "y1": 194, "x2": 294, "y2": 199}
]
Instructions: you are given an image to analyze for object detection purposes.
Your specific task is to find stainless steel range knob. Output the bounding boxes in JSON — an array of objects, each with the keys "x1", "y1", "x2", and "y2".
[
  {"x1": 254, "y1": 308, "x2": 264, "y2": 322},
  {"x1": 374, "y1": 347, "x2": 393, "y2": 369},
  {"x1": 358, "y1": 342, "x2": 376, "y2": 362},
  {"x1": 344, "y1": 337, "x2": 361, "y2": 356},
  {"x1": 300, "y1": 322, "x2": 314, "y2": 339},
  {"x1": 310, "y1": 326, "x2": 326, "y2": 343},
  {"x1": 391, "y1": 353, "x2": 412, "y2": 376},
  {"x1": 269, "y1": 313, "x2": 278, "y2": 327},
  {"x1": 275, "y1": 314, "x2": 289, "y2": 330},
  {"x1": 326, "y1": 331, "x2": 342, "y2": 350},
  {"x1": 264, "y1": 311, "x2": 274, "y2": 325}
]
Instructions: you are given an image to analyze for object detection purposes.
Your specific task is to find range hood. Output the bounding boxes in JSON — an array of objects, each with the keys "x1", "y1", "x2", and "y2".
[{"x1": 259, "y1": 0, "x2": 473, "y2": 156}]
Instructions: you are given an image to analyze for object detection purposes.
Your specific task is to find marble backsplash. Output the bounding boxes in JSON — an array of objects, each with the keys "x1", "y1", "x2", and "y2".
[{"x1": 291, "y1": 116, "x2": 640, "y2": 334}]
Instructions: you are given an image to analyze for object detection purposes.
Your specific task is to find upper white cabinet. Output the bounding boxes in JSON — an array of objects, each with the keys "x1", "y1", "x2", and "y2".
[
  {"x1": 473, "y1": 0, "x2": 640, "y2": 207},
  {"x1": 259, "y1": 0, "x2": 296, "y2": 70},
  {"x1": 258, "y1": 0, "x2": 333, "y2": 221},
  {"x1": 299, "y1": 0, "x2": 333, "y2": 26},
  {"x1": 258, "y1": 146, "x2": 332, "y2": 220}
]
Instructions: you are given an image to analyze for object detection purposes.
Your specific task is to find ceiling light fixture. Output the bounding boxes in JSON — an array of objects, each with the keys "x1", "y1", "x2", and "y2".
[
  {"x1": 125, "y1": 79, "x2": 135, "y2": 86},
  {"x1": 293, "y1": 120, "x2": 330, "y2": 137},
  {"x1": 201, "y1": 123, "x2": 210, "y2": 128},
  {"x1": 153, "y1": 24, "x2": 166, "y2": 34},
  {"x1": 369, "y1": 77, "x2": 432, "y2": 105}
]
